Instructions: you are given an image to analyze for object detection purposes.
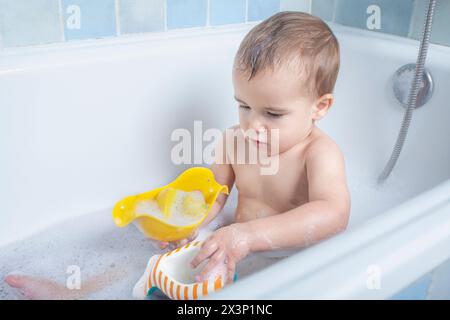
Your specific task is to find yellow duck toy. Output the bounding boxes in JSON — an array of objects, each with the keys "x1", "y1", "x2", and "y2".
[{"x1": 112, "y1": 167, "x2": 229, "y2": 242}]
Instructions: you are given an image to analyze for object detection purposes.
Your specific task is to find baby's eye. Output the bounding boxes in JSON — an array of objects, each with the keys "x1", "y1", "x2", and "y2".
[
  {"x1": 266, "y1": 111, "x2": 282, "y2": 118},
  {"x1": 239, "y1": 105, "x2": 250, "y2": 110}
]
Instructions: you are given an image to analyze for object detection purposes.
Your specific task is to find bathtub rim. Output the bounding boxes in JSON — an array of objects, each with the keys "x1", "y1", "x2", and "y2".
[{"x1": 209, "y1": 177, "x2": 450, "y2": 299}]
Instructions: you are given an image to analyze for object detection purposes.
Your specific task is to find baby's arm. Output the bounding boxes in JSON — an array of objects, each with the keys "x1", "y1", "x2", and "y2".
[
  {"x1": 199, "y1": 160, "x2": 235, "y2": 228},
  {"x1": 245, "y1": 138, "x2": 350, "y2": 251},
  {"x1": 199, "y1": 128, "x2": 236, "y2": 227}
]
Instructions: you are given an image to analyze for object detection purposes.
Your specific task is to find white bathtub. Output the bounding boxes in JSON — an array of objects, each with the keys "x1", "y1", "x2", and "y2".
[{"x1": 0, "y1": 22, "x2": 449, "y2": 299}]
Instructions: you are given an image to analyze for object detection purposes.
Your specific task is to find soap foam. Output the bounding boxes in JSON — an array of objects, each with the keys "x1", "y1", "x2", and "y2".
[
  {"x1": 134, "y1": 190, "x2": 206, "y2": 226},
  {"x1": 0, "y1": 188, "x2": 285, "y2": 300}
]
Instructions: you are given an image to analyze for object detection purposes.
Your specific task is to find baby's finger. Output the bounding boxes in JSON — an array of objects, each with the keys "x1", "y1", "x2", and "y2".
[
  {"x1": 188, "y1": 229, "x2": 199, "y2": 241},
  {"x1": 196, "y1": 250, "x2": 225, "y2": 282},
  {"x1": 176, "y1": 238, "x2": 188, "y2": 248},
  {"x1": 225, "y1": 260, "x2": 236, "y2": 284},
  {"x1": 159, "y1": 242, "x2": 169, "y2": 249},
  {"x1": 190, "y1": 241, "x2": 218, "y2": 268}
]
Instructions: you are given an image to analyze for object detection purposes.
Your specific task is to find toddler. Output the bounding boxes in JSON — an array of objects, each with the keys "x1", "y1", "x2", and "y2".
[{"x1": 4, "y1": 11, "x2": 350, "y2": 299}]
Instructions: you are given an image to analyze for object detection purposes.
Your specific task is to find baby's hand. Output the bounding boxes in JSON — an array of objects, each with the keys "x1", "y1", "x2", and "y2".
[
  {"x1": 158, "y1": 229, "x2": 199, "y2": 250},
  {"x1": 190, "y1": 223, "x2": 251, "y2": 284}
]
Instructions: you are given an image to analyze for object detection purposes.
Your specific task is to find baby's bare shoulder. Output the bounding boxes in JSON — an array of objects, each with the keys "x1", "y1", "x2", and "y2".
[
  {"x1": 305, "y1": 129, "x2": 344, "y2": 163},
  {"x1": 304, "y1": 128, "x2": 349, "y2": 209}
]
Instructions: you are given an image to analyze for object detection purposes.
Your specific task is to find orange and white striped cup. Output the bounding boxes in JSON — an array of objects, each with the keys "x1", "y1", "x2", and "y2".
[{"x1": 133, "y1": 240, "x2": 236, "y2": 300}]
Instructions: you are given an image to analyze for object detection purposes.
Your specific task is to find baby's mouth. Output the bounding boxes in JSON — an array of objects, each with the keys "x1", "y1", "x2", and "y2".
[{"x1": 246, "y1": 136, "x2": 268, "y2": 146}]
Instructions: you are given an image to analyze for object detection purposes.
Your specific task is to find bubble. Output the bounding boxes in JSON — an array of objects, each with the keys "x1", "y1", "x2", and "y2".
[{"x1": 134, "y1": 190, "x2": 207, "y2": 226}]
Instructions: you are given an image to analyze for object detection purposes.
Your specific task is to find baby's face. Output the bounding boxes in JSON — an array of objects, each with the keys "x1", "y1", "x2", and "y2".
[{"x1": 232, "y1": 65, "x2": 322, "y2": 154}]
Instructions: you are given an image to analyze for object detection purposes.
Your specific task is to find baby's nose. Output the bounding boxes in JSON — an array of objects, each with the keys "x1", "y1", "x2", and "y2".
[
  {"x1": 246, "y1": 126, "x2": 267, "y2": 141},
  {"x1": 248, "y1": 120, "x2": 265, "y2": 132},
  {"x1": 253, "y1": 127, "x2": 267, "y2": 137}
]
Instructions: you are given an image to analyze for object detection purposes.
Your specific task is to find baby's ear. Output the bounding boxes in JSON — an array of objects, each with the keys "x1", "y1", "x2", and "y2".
[{"x1": 312, "y1": 94, "x2": 334, "y2": 120}]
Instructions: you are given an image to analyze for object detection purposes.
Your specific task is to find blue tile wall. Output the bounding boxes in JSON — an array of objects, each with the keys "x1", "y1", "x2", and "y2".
[
  {"x1": 0, "y1": 0, "x2": 62, "y2": 47},
  {"x1": 280, "y1": 0, "x2": 311, "y2": 13},
  {"x1": 311, "y1": 0, "x2": 335, "y2": 21},
  {"x1": 210, "y1": 0, "x2": 246, "y2": 26},
  {"x1": 62, "y1": 0, "x2": 116, "y2": 41},
  {"x1": 119, "y1": 0, "x2": 165, "y2": 34},
  {"x1": 334, "y1": 0, "x2": 414, "y2": 37},
  {"x1": 167, "y1": 0, "x2": 207, "y2": 29},
  {"x1": 0, "y1": 0, "x2": 450, "y2": 49},
  {"x1": 248, "y1": 0, "x2": 281, "y2": 22},
  {"x1": 409, "y1": 0, "x2": 450, "y2": 47}
]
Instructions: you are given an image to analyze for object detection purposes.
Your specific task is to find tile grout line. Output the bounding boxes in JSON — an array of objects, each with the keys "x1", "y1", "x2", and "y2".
[
  {"x1": 332, "y1": 0, "x2": 337, "y2": 22},
  {"x1": 58, "y1": 0, "x2": 66, "y2": 42},
  {"x1": 407, "y1": 0, "x2": 424, "y2": 40},
  {"x1": 164, "y1": 0, "x2": 168, "y2": 31},
  {"x1": 206, "y1": 0, "x2": 210, "y2": 27},
  {"x1": 0, "y1": 10, "x2": 3, "y2": 50},
  {"x1": 115, "y1": 0, "x2": 121, "y2": 36},
  {"x1": 245, "y1": 0, "x2": 249, "y2": 23}
]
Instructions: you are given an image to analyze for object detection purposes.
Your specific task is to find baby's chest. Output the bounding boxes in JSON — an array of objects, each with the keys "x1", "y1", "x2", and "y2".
[{"x1": 232, "y1": 157, "x2": 309, "y2": 207}]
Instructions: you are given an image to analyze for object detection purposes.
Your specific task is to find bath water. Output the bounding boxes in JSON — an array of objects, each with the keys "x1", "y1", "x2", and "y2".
[{"x1": 0, "y1": 190, "x2": 282, "y2": 300}]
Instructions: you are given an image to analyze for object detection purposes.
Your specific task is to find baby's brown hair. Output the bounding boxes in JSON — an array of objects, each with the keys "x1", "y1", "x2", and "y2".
[{"x1": 234, "y1": 11, "x2": 340, "y2": 99}]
